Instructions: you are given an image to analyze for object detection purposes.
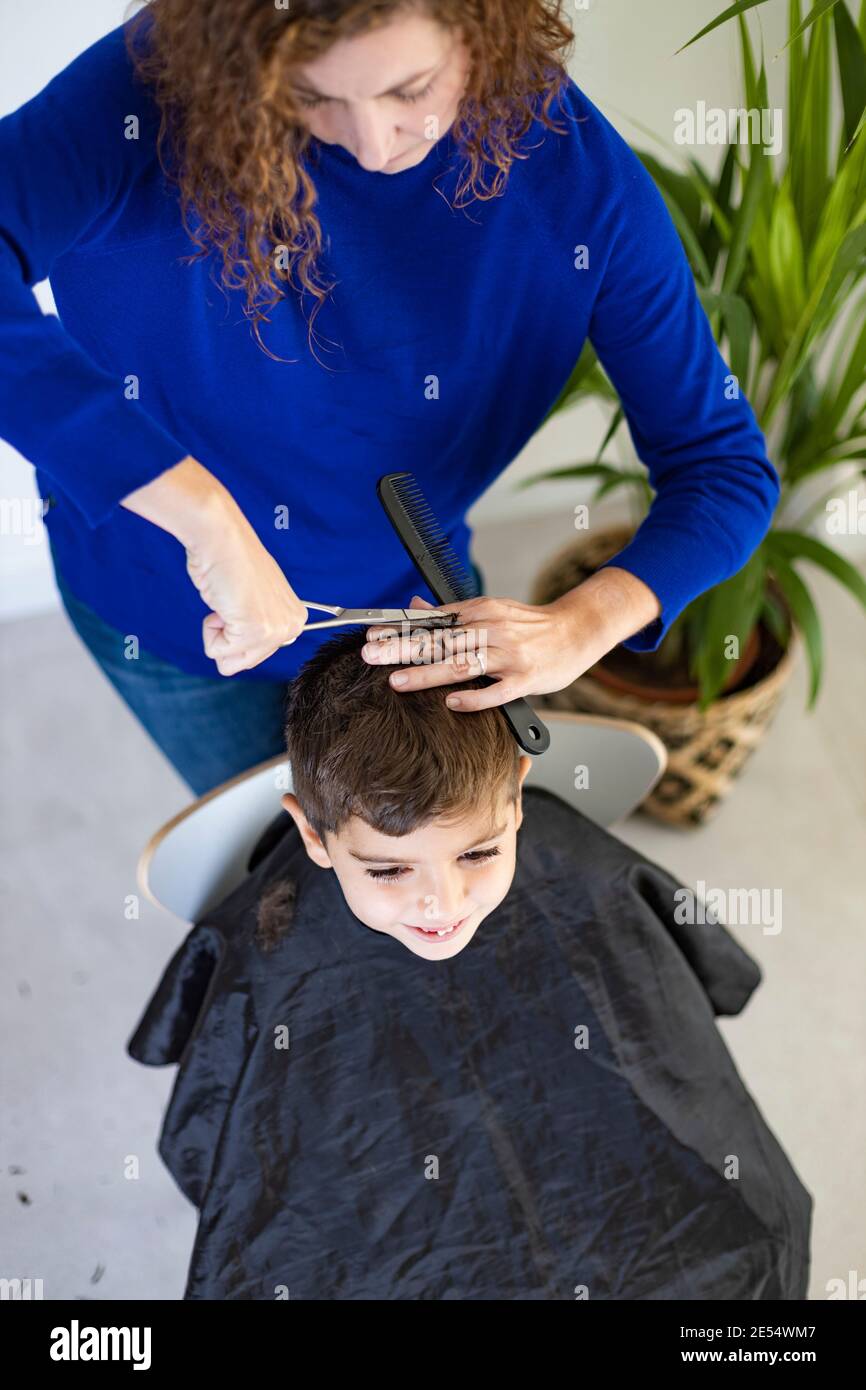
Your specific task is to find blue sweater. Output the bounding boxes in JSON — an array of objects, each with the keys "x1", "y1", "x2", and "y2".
[{"x1": 0, "y1": 22, "x2": 779, "y2": 682}]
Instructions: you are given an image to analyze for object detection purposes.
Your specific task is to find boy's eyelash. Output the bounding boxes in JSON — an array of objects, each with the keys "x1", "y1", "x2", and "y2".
[
  {"x1": 298, "y1": 78, "x2": 435, "y2": 110},
  {"x1": 366, "y1": 845, "x2": 501, "y2": 883}
]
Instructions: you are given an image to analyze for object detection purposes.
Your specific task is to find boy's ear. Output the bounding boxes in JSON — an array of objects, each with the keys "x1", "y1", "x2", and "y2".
[
  {"x1": 280, "y1": 793, "x2": 333, "y2": 869},
  {"x1": 514, "y1": 755, "x2": 533, "y2": 832}
]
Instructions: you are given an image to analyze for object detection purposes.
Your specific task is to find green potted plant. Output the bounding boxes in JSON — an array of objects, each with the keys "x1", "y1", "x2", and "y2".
[{"x1": 522, "y1": 0, "x2": 866, "y2": 826}]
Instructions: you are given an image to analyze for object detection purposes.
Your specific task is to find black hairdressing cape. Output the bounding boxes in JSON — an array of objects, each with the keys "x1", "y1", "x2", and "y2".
[{"x1": 127, "y1": 786, "x2": 812, "y2": 1300}]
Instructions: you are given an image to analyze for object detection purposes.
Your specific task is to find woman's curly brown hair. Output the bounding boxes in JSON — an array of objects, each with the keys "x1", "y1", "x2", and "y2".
[{"x1": 125, "y1": 0, "x2": 575, "y2": 363}]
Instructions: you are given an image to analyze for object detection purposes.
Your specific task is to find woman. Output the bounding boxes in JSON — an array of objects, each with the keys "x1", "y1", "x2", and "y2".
[{"x1": 0, "y1": 0, "x2": 779, "y2": 796}]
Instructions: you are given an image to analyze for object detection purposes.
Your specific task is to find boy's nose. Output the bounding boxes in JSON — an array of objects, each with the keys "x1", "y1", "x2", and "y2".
[{"x1": 419, "y1": 884, "x2": 468, "y2": 926}]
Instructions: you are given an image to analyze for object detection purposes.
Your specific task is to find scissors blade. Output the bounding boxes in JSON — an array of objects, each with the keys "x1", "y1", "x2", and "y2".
[
  {"x1": 341, "y1": 608, "x2": 415, "y2": 623},
  {"x1": 356, "y1": 608, "x2": 462, "y2": 629},
  {"x1": 300, "y1": 608, "x2": 460, "y2": 632}
]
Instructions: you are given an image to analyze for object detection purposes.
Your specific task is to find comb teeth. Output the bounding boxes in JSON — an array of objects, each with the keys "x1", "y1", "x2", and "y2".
[{"x1": 377, "y1": 472, "x2": 478, "y2": 604}]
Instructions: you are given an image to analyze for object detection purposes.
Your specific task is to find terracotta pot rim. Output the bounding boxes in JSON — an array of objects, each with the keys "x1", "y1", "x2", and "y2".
[
  {"x1": 531, "y1": 526, "x2": 796, "y2": 712},
  {"x1": 574, "y1": 626, "x2": 798, "y2": 714},
  {"x1": 589, "y1": 623, "x2": 763, "y2": 705}
]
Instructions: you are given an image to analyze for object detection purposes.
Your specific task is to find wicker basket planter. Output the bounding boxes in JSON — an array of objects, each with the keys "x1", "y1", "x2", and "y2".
[{"x1": 529, "y1": 527, "x2": 799, "y2": 828}]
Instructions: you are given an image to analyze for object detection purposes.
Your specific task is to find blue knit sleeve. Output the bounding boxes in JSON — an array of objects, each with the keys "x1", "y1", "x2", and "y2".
[
  {"x1": 585, "y1": 111, "x2": 780, "y2": 653},
  {"x1": 0, "y1": 23, "x2": 189, "y2": 529}
]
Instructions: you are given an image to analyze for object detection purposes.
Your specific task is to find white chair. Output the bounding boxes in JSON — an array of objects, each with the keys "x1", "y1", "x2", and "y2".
[{"x1": 138, "y1": 710, "x2": 667, "y2": 923}]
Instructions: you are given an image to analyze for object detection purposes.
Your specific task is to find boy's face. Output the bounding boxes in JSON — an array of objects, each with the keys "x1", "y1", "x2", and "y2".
[{"x1": 281, "y1": 756, "x2": 533, "y2": 960}]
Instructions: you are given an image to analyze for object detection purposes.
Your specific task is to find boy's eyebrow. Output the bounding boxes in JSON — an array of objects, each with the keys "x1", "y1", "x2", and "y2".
[
  {"x1": 293, "y1": 63, "x2": 440, "y2": 100},
  {"x1": 348, "y1": 820, "x2": 509, "y2": 865}
]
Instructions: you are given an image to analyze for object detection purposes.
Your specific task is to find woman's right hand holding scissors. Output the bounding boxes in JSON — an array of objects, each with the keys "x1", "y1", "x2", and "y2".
[
  {"x1": 122, "y1": 457, "x2": 308, "y2": 676},
  {"x1": 187, "y1": 496, "x2": 308, "y2": 676}
]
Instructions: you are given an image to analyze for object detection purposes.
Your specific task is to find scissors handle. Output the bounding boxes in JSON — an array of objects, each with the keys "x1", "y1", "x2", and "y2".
[{"x1": 298, "y1": 601, "x2": 342, "y2": 617}]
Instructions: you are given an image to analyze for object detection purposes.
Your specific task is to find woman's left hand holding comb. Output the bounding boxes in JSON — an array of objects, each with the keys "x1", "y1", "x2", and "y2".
[{"x1": 360, "y1": 569, "x2": 661, "y2": 712}]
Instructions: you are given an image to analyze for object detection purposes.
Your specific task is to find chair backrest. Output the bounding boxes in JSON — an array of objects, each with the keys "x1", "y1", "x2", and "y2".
[{"x1": 138, "y1": 710, "x2": 667, "y2": 923}]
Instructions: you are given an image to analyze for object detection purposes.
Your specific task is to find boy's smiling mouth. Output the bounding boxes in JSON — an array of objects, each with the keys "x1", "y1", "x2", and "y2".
[{"x1": 402, "y1": 913, "x2": 472, "y2": 942}]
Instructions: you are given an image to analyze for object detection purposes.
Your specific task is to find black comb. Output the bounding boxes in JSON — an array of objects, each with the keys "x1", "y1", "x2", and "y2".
[{"x1": 377, "y1": 472, "x2": 550, "y2": 755}]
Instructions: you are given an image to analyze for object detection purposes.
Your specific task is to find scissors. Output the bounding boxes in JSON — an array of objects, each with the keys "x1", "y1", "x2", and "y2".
[{"x1": 291, "y1": 600, "x2": 463, "y2": 637}]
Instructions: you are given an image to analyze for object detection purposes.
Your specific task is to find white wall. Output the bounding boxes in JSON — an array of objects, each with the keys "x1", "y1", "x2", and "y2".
[
  {"x1": 0, "y1": 1, "x2": 860, "y2": 618},
  {"x1": 0, "y1": 0, "x2": 139, "y2": 617}
]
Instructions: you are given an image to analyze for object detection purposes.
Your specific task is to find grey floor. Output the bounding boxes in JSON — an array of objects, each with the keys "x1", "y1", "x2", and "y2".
[{"x1": 2, "y1": 511, "x2": 864, "y2": 1300}]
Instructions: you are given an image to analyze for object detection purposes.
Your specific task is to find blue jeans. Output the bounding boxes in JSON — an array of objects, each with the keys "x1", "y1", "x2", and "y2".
[{"x1": 50, "y1": 538, "x2": 485, "y2": 798}]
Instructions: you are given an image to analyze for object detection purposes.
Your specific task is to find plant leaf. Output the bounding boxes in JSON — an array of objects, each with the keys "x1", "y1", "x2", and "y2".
[
  {"x1": 806, "y1": 101, "x2": 866, "y2": 290},
  {"x1": 514, "y1": 462, "x2": 627, "y2": 491},
  {"x1": 789, "y1": 0, "x2": 805, "y2": 125},
  {"x1": 815, "y1": 293, "x2": 866, "y2": 439},
  {"x1": 784, "y1": 0, "x2": 846, "y2": 51},
  {"x1": 812, "y1": 220, "x2": 866, "y2": 328},
  {"x1": 791, "y1": 11, "x2": 832, "y2": 254},
  {"x1": 833, "y1": 0, "x2": 866, "y2": 148},
  {"x1": 695, "y1": 553, "x2": 766, "y2": 707},
  {"x1": 677, "y1": 0, "x2": 782, "y2": 55},
  {"x1": 768, "y1": 174, "x2": 808, "y2": 331},
  {"x1": 722, "y1": 141, "x2": 771, "y2": 297},
  {"x1": 700, "y1": 145, "x2": 738, "y2": 274},
  {"x1": 780, "y1": 362, "x2": 823, "y2": 468},
  {"x1": 594, "y1": 406, "x2": 625, "y2": 463},
  {"x1": 764, "y1": 550, "x2": 823, "y2": 706},
  {"x1": 699, "y1": 288, "x2": 754, "y2": 387},
  {"x1": 723, "y1": 56, "x2": 773, "y2": 295},
  {"x1": 541, "y1": 343, "x2": 617, "y2": 425},
  {"x1": 593, "y1": 471, "x2": 649, "y2": 502},
  {"x1": 765, "y1": 528, "x2": 866, "y2": 609},
  {"x1": 761, "y1": 589, "x2": 792, "y2": 644},
  {"x1": 635, "y1": 150, "x2": 704, "y2": 235},
  {"x1": 763, "y1": 221, "x2": 866, "y2": 424}
]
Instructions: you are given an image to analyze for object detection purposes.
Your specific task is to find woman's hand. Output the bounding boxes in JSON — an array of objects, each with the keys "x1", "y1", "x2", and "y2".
[
  {"x1": 121, "y1": 455, "x2": 308, "y2": 675},
  {"x1": 360, "y1": 570, "x2": 661, "y2": 711},
  {"x1": 359, "y1": 593, "x2": 603, "y2": 711},
  {"x1": 185, "y1": 498, "x2": 308, "y2": 677}
]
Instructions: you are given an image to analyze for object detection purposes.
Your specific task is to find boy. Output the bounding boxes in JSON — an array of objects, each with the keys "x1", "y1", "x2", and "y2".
[
  {"x1": 273, "y1": 626, "x2": 532, "y2": 960},
  {"x1": 129, "y1": 629, "x2": 812, "y2": 1300}
]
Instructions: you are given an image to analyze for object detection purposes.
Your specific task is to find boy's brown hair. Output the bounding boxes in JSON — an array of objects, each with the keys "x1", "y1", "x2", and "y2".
[{"x1": 255, "y1": 627, "x2": 523, "y2": 949}]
